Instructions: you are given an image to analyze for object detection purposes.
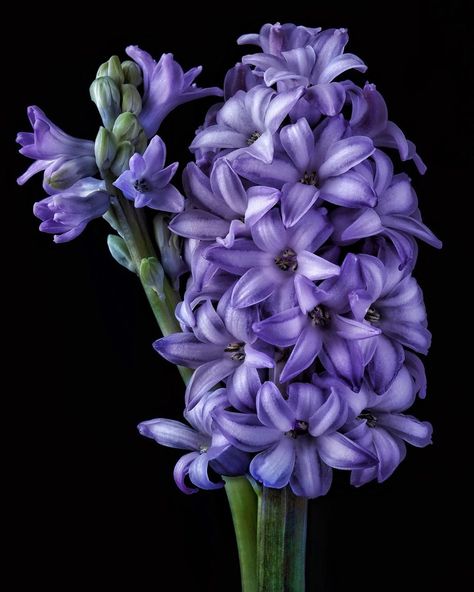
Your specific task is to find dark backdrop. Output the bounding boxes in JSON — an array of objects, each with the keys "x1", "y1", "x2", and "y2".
[{"x1": 5, "y1": 3, "x2": 470, "y2": 590}]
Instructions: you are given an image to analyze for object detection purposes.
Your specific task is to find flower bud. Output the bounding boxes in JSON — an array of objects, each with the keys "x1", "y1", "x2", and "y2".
[
  {"x1": 140, "y1": 257, "x2": 165, "y2": 300},
  {"x1": 107, "y1": 234, "x2": 136, "y2": 272},
  {"x1": 121, "y1": 60, "x2": 142, "y2": 86},
  {"x1": 90, "y1": 76, "x2": 121, "y2": 130},
  {"x1": 121, "y1": 83, "x2": 142, "y2": 116},
  {"x1": 47, "y1": 156, "x2": 97, "y2": 190},
  {"x1": 153, "y1": 214, "x2": 187, "y2": 289},
  {"x1": 111, "y1": 141, "x2": 134, "y2": 176},
  {"x1": 112, "y1": 112, "x2": 142, "y2": 143},
  {"x1": 96, "y1": 55, "x2": 124, "y2": 86},
  {"x1": 94, "y1": 127, "x2": 117, "y2": 170}
]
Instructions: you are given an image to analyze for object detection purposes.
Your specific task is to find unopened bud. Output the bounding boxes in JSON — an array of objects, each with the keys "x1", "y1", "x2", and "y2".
[
  {"x1": 121, "y1": 60, "x2": 142, "y2": 86},
  {"x1": 94, "y1": 127, "x2": 117, "y2": 170},
  {"x1": 139, "y1": 257, "x2": 165, "y2": 300},
  {"x1": 121, "y1": 84, "x2": 142, "y2": 116},
  {"x1": 90, "y1": 76, "x2": 121, "y2": 129},
  {"x1": 48, "y1": 156, "x2": 97, "y2": 190},
  {"x1": 111, "y1": 141, "x2": 134, "y2": 176},
  {"x1": 107, "y1": 235, "x2": 136, "y2": 273},
  {"x1": 112, "y1": 112, "x2": 142, "y2": 143},
  {"x1": 96, "y1": 55, "x2": 124, "y2": 86}
]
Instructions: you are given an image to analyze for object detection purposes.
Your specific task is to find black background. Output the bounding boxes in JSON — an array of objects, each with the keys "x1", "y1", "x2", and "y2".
[{"x1": 5, "y1": 2, "x2": 471, "y2": 590}]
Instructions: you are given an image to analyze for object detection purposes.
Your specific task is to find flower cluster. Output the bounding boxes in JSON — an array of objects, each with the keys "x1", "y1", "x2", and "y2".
[
  {"x1": 17, "y1": 23, "x2": 439, "y2": 499},
  {"x1": 17, "y1": 49, "x2": 221, "y2": 242},
  {"x1": 143, "y1": 23, "x2": 439, "y2": 498}
]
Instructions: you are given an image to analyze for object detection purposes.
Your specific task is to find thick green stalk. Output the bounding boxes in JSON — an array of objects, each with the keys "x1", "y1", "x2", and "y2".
[
  {"x1": 105, "y1": 189, "x2": 257, "y2": 590},
  {"x1": 224, "y1": 477, "x2": 258, "y2": 592},
  {"x1": 257, "y1": 487, "x2": 307, "y2": 592}
]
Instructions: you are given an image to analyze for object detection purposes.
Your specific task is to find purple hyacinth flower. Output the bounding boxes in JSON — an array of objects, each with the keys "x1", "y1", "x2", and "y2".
[
  {"x1": 138, "y1": 389, "x2": 250, "y2": 493},
  {"x1": 170, "y1": 159, "x2": 280, "y2": 246},
  {"x1": 17, "y1": 106, "x2": 96, "y2": 191},
  {"x1": 238, "y1": 22, "x2": 322, "y2": 55},
  {"x1": 153, "y1": 292, "x2": 274, "y2": 408},
  {"x1": 205, "y1": 208, "x2": 339, "y2": 310},
  {"x1": 253, "y1": 255, "x2": 380, "y2": 387},
  {"x1": 233, "y1": 116, "x2": 376, "y2": 227},
  {"x1": 33, "y1": 177, "x2": 110, "y2": 243},
  {"x1": 331, "y1": 150, "x2": 441, "y2": 267},
  {"x1": 114, "y1": 135, "x2": 184, "y2": 212},
  {"x1": 322, "y1": 365, "x2": 432, "y2": 486},
  {"x1": 214, "y1": 381, "x2": 377, "y2": 498},
  {"x1": 346, "y1": 82, "x2": 426, "y2": 174},
  {"x1": 190, "y1": 85, "x2": 304, "y2": 164},
  {"x1": 125, "y1": 46, "x2": 223, "y2": 138},
  {"x1": 224, "y1": 63, "x2": 261, "y2": 99},
  {"x1": 350, "y1": 242, "x2": 431, "y2": 395}
]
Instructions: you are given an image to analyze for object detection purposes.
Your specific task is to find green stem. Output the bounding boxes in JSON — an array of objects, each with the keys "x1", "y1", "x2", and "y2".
[
  {"x1": 104, "y1": 185, "x2": 257, "y2": 589},
  {"x1": 257, "y1": 487, "x2": 307, "y2": 592},
  {"x1": 224, "y1": 477, "x2": 258, "y2": 592}
]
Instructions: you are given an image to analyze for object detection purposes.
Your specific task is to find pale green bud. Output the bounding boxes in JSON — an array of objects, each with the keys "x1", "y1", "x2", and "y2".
[
  {"x1": 112, "y1": 112, "x2": 142, "y2": 143},
  {"x1": 107, "y1": 235, "x2": 136, "y2": 273},
  {"x1": 139, "y1": 257, "x2": 165, "y2": 300},
  {"x1": 121, "y1": 60, "x2": 142, "y2": 86},
  {"x1": 48, "y1": 156, "x2": 97, "y2": 190},
  {"x1": 111, "y1": 141, "x2": 134, "y2": 177},
  {"x1": 96, "y1": 55, "x2": 124, "y2": 86},
  {"x1": 134, "y1": 130, "x2": 148, "y2": 154},
  {"x1": 94, "y1": 127, "x2": 117, "y2": 170},
  {"x1": 121, "y1": 83, "x2": 142, "y2": 116},
  {"x1": 90, "y1": 76, "x2": 121, "y2": 129}
]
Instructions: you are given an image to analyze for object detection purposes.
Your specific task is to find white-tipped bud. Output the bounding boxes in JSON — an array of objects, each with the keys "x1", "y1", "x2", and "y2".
[
  {"x1": 96, "y1": 55, "x2": 124, "y2": 86},
  {"x1": 94, "y1": 127, "x2": 117, "y2": 170},
  {"x1": 121, "y1": 60, "x2": 143, "y2": 87},
  {"x1": 107, "y1": 235, "x2": 136, "y2": 273},
  {"x1": 112, "y1": 112, "x2": 142, "y2": 143},
  {"x1": 121, "y1": 83, "x2": 142, "y2": 116},
  {"x1": 90, "y1": 76, "x2": 121, "y2": 129}
]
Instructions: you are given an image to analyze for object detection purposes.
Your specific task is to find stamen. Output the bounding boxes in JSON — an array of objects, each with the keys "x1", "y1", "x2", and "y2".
[
  {"x1": 309, "y1": 306, "x2": 330, "y2": 327},
  {"x1": 285, "y1": 420, "x2": 309, "y2": 439},
  {"x1": 274, "y1": 248, "x2": 298, "y2": 271},
  {"x1": 357, "y1": 410, "x2": 377, "y2": 428},
  {"x1": 300, "y1": 171, "x2": 318, "y2": 186},
  {"x1": 247, "y1": 131, "x2": 261, "y2": 146},
  {"x1": 133, "y1": 178, "x2": 150, "y2": 193},
  {"x1": 224, "y1": 342, "x2": 246, "y2": 361},
  {"x1": 365, "y1": 306, "x2": 381, "y2": 323}
]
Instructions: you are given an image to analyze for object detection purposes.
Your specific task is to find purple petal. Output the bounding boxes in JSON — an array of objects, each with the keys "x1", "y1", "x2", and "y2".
[
  {"x1": 291, "y1": 438, "x2": 332, "y2": 498},
  {"x1": 281, "y1": 183, "x2": 319, "y2": 228},
  {"x1": 147, "y1": 184, "x2": 184, "y2": 212},
  {"x1": 378, "y1": 414, "x2": 433, "y2": 447},
  {"x1": 317, "y1": 53, "x2": 367, "y2": 84},
  {"x1": 144, "y1": 135, "x2": 167, "y2": 170},
  {"x1": 257, "y1": 381, "x2": 294, "y2": 431},
  {"x1": 231, "y1": 267, "x2": 278, "y2": 308},
  {"x1": 280, "y1": 118, "x2": 314, "y2": 171},
  {"x1": 280, "y1": 326, "x2": 322, "y2": 382},
  {"x1": 318, "y1": 136, "x2": 375, "y2": 180},
  {"x1": 185, "y1": 358, "x2": 237, "y2": 408},
  {"x1": 250, "y1": 438, "x2": 296, "y2": 488},
  {"x1": 320, "y1": 170, "x2": 376, "y2": 207},
  {"x1": 251, "y1": 209, "x2": 287, "y2": 253},
  {"x1": 183, "y1": 162, "x2": 236, "y2": 219},
  {"x1": 371, "y1": 365, "x2": 416, "y2": 413},
  {"x1": 331, "y1": 208, "x2": 382, "y2": 243},
  {"x1": 377, "y1": 174, "x2": 417, "y2": 215},
  {"x1": 245, "y1": 186, "x2": 280, "y2": 226},
  {"x1": 296, "y1": 251, "x2": 340, "y2": 281},
  {"x1": 138, "y1": 418, "x2": 201, "y2": 450},
  {"x1": 191, "y1": 125, "x2": 247, "y2": 151},
  {"x1": 294, "y1": 275, "x2": 323, "y2": 313},
  {"x1": 310, "y1": 82, "x2": 346, "y2": 116},
  {"x1": 210, "y1": 158, "x2": 247, "y2": 215},
  {"x1": 308, "y1": 390, "x2": 347, "y2": 437},
  {"x1": 205, "y1": 239, "x2": 269, "y2": 275},
  {"x1": 321, "y1": 334, "x2": 364, "y2": 391},
  {"x1": 317, "y1": 432, "x2": 377, "y2": 469},
  {"x1": 253, "y1": 307, "x2": 306, "y2": 347},
  {"x1": 217, "y1": 287, "x2": 258, "y2": 343},
  {"x1": 244, "y1": 344, "x2": 275, "y2": 368},
  {"x1": 217, "y1": 90, "x2": 254, "y2": 132},
  {"x1": 382, "y1": 214, "x2": 442, "y2": 249},
  {"x1": 214, "y1": 411, "x2": 281, "y2": 452},
  {"x1": 170, "y1": 210, "x2": 230, "y2": 240},
  {"x1": 153, "y1": 333, "x2": 222, "y2": 368},
  {"x1": 333, "y1": 315, "x2": 380, "y2": 340},
  {"x1": 194, "y1": 300, "x2": 232, "y2": 345},
  {"x1": 188, "y1": 453, "x2": 223, "y2": 490},
  {"x1": 244, "y1": 129, "x2": 274, "y2": 163},
  {"x1": 288, "y1": 208, "x2": 333, "y2": 254},
  {"x1": 173, "y1": 451, "x2": 200, "y2": 494},
  {"x1": 372, "y1": 427, "x2": 406, "y2": 482},
  {"x1": 227, "y1": 364, "x2": 260, "y2": 412},
  {"x1": 287, "y1": 382, "x2": 325, "y2": 420},
  {"x1": 233, "y1": 154, "x2": 299, "y2": 188},
  {"x1": 367, "y1": 335, "x2": 405, "y2": 394}
]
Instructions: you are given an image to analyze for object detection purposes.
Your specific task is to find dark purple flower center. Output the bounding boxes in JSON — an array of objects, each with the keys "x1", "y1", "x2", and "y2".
[
  {"x1": 365, "y1": 306, "x2": 381, "y2": 323},
  {"x1": 300, "y1": 170, "x2": 318, "y2": 186},
  {"x1": 247, "y1": 131, "x2": 261, "y2": 146},
  {"x1": 133, "y1": 178, "x2": 150, "y2": 193},
  {"x1": 199, "y1": 444, "x2": 209, "y2": 454},
  {"x1": 357, "y1": 410, "x2": 377, "y2": 428},
  {"x1": 274, "y1": 248, "x2": 298, "y2": 271},
  {"x1": 309, "y1": 305, "x2": 330, "y2": 327},
  {"x1": 285, "y1": 420, "x2": 309, "y2": 438},
  {"x1": 224, "y1": 341, "x2": 246, "y2": 361}
]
